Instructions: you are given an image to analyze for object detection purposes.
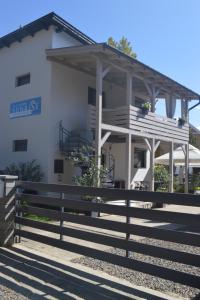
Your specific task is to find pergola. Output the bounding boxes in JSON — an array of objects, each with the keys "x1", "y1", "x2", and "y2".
[{"x1": 46, "y1": 43, "x2": 200, "y2": 192}]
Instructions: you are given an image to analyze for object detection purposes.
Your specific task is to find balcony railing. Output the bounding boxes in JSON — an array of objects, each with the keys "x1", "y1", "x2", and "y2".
[{"x1": 88, "y1": 104, "x2": 189, "y2": 143}]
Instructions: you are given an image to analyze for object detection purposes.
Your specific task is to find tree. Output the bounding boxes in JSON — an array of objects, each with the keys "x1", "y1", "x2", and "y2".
[
  {"x1": 154, "y1": 165, "x2": 169, "y2": 191},
  {"x1": 107, "y1": 36, "x2": 137, "y2": 58},
  {"x1": 68, "y1": 145, "x2": 108, "y2": 188}
]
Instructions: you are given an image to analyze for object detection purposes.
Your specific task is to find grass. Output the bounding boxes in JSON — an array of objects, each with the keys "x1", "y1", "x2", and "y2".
[{"x1": 24, "y1": 213, "x2": 50, "y2": 222}]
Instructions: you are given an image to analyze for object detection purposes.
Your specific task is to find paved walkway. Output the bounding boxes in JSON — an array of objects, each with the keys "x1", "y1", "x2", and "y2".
[{"x1": 0, "y1": 245, "x2": 183, "y2": 300}]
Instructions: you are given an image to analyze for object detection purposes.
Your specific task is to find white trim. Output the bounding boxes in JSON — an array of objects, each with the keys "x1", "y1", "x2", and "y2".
[{"x1": 100, "y1": 131, "x2": 111, "y2": 147}]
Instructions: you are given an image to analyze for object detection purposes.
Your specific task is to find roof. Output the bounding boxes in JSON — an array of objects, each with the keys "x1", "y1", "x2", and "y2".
[
  {"x1": 2, "y1": 13, "x2": 199, "y2": 99},
  {"x1": 0, "y1": 12, "x2": 96, "y2": 49},
  {"x1": 46, "y1": 43, "x2": 200, "y2": 100}
]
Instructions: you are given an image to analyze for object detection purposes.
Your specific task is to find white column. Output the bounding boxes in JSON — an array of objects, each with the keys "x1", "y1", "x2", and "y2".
[
  {"x1": 185, "y1": 100, "x2": 189, "y2": 123},
  {"x1": 150, "y1": 138, "x2": 155, "y2": 191},
  {"x1": 144, "y1": 82, "x2": 159, "y2": 113},
  {"x1": 169, "y1": 141, "x2": 174, "y2": 193},
  {"x1": 181, "y1": 99, "x2": 185, "y2": 120},
  {"x1": 181, "y1": 99, "x2": 188, "y2": 122},
  {"x1": 125, "y1": 73, "x2": 132, "y2": 189},
  {"x1": 125, "y1": 134, "x2": 132, "y2": 189},
  {"x1": 95, "y1": 58, "x2": 103, "y2": 187},
  {"x1": 184, "y1": 143, "x2": 189, "y2": 193}
]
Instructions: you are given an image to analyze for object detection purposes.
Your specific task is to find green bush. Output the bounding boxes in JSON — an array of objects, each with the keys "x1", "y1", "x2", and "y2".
[
  {"x1": 4, "y1": 159, "x2": 44, "y2": 182},
  {"x1": 154, "y1": 165, "x2": 169, "y2": 191}
]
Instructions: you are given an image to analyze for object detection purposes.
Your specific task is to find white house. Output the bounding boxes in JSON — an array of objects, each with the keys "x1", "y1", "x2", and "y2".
[{"x1": 0, "y1": 12, "x2": 199, "y2": 192}]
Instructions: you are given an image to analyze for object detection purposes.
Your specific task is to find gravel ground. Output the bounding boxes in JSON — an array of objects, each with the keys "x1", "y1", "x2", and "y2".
[
  {"x1": 0, "y1": 286, "x2": 29, "y2": 300},
  {"x1": 73, "y1": 238, "x2": 200, "y2": 300}
]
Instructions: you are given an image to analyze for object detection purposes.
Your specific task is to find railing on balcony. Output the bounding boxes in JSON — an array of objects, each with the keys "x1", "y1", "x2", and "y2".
[{"x1": 88, "y1": 105, "x2": 189, "y2": 143}]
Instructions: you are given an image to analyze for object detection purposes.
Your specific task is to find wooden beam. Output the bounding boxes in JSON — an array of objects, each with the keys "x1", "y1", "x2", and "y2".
[
  {"x1": 143, "y1": 82, "x2": 160, "y2": 113},
  {"x1": 181, "y1": 145, "x2": 186, "y2": 156},
  {"x1": 100, "y1": 131, "x2": 111, "y2": 147},
  {"x1": 150, "y1": 138, "x2": 155, "y2": 191},
  {"x1": 95, "y1": 58, "x2": 103, "y2": 187},
  {"x1": 144, "y1": 138, "x2": 151, "y2": 151},
  {"x1": 154, "y1": 141, "x2": 160, "y2": 153},
  {"x1": 125, "y1": 134, "x2": 132, "y2": 189},
  {"x1": 102, "y1": 66, "x2": 110, "y2": 78},
  {"x1": 144, "y1": 81, "x2": 153, "y2": 97}
]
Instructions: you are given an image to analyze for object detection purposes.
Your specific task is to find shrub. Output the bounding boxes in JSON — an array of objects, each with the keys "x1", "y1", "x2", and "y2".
[
  {"x1": 4, "y1": 159, "x2": 44, "y2": 182},
  {"x1": 154, "y1": 165, "x2": 169, "y2": 191}
]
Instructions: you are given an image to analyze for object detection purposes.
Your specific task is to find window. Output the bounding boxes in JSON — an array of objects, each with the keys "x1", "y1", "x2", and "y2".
[
  {"x1": 134, "y1": 148, "x2": 146, "y2": 168},
  {"x1": 13, "y1": 139, "x2": 28, "y2": 152},
  {"x1": 88, "y1": 87, "x2": 106, "y2": 108},
  {"x1": 54, "y1": 159, "x2": 64, "y2": 174},
  {"x1": 16, "y1": 73, "x2": 30, "y2": 87}
]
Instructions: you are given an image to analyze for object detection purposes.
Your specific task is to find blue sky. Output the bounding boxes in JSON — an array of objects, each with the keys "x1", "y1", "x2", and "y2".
[{"x1": 0, "y1": 0, "x2": 200, "y2": 127}]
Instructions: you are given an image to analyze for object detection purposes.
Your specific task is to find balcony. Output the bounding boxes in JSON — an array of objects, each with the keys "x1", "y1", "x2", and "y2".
[{"x1": 88, "y1": 104, "x2": 189, "y2": 144}]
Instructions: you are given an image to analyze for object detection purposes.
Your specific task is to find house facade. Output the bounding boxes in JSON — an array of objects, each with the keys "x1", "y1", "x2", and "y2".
[{"x1": 0, "y1": 12, "x2": 199, "y2": 192}]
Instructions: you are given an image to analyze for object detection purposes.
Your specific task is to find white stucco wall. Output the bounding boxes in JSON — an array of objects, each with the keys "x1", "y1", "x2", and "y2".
[
  {"x1": 0, "y1": 29, "x2": 53, "y2": 180},
  {"x1": 104, "y1": 142, "x2": 150, "y2": 187},
  {"x1": 52, "y1": 30, "x2": 81, "y2": 48},
  {"x1": 0, "y1": 25, "x2": 84, "y2": 182},
  {"x1": 48, "y1": 62, "x2": 96, "y2": 183}
]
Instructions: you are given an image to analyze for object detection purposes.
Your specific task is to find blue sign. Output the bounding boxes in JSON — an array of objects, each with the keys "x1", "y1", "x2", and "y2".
[{"x1": 9, "y1": 97, "x2": 41, "y2": 119}]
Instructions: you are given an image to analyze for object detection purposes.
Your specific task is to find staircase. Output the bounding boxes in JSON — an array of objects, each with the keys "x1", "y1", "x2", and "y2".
[
  {"x1": 59, "y1": 121, "x2": 93, "y2": 158},
  {"x1": 59, "y1": 121, "x2": 115, "y2": 186}
]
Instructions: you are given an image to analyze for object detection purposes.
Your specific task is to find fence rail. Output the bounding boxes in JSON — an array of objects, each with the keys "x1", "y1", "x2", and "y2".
[{"x1": 15, "y1": 181, "x2": 200, "y2": 289}]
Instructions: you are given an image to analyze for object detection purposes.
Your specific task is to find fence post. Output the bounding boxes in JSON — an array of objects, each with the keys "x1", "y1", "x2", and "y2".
[
  {"x1": 60, "y1": 192, "x2": 64, "y2": 241},
  {"x1": 0, "y1": 175, "x2": 18, "y2": 247}
]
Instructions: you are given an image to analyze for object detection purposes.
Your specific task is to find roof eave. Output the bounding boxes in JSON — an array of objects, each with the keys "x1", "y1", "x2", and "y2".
[{"x1": 0, "y1": 12, "x2": 96, "y2": 50}]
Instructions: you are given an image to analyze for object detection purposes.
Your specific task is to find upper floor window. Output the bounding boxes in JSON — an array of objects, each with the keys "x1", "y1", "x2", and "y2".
[
  {"x1": 16, "y1": 73, "x2": 30, "y2": 87},
  {"x1": 88, "y1": 87, "x2": 106, "y2": 108},
  {"x1": 13, "y1": 139, "x2": 28, "y2": 152}
]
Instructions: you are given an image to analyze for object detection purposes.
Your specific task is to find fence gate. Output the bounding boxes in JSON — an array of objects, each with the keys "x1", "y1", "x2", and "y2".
[{"x1": 7, "y1": 181, "x2": 200, "y2": 289}]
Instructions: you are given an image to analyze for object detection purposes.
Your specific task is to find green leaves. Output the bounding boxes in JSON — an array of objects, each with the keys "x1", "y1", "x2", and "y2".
[
  {"x1": 68, "y1": 145, "x2": 108, "y2": 188},
  {"x1": 154, "y1": 165, "x2": 169, "y2": 184},
  {"x1": 4, "y1": 159, "x2": 44, "y2": 182},
  {"x1": 142, "y1": 102, "x2": 151, "y2": 110},
  {"x1": 107, "y1": 36, "x2": 137, "y2": 59}
]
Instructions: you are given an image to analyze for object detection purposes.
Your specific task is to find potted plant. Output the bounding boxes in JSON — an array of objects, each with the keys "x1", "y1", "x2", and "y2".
[
  {"x1": 178, "y1": 118, "x2": 185, "y2": 126},
  {"x1": 141, "y1": 102, "x2": 151, "y2": 114}
]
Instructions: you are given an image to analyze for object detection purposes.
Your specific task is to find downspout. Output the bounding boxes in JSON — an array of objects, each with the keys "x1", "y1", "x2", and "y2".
[{"x1": 188, "y1": 99, "x2": 200, "y2": 112}]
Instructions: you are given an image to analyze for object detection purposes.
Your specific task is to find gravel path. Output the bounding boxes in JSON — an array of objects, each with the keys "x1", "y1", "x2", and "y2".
[
  {"x1": 0, "y1": 286, "x2": 29, "y2": 300},
  {"x1": 73, "y1": 238, "x2": 200, "y2": 299}
]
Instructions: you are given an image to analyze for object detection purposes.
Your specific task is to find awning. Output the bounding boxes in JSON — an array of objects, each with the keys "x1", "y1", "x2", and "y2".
[{"x1": 46, "y1": 43, "x2": 200, "y2": 100}]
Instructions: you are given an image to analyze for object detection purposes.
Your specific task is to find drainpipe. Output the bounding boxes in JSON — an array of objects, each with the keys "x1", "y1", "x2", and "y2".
[{"x1": 188, "y1": 99, "x2": 200, "y2": 112}]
